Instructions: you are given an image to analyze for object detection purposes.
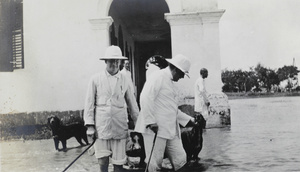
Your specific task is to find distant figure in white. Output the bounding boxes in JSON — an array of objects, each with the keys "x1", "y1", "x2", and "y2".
[
  {"x1": 120, "y1": 60, "x2": 136, "y2": 96},
  {"x1": 194, "y1": 68, "x2": 210, "y2": 120}
]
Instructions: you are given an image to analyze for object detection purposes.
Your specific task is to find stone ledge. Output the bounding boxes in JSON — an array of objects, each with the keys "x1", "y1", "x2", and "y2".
[
  {"x1": 0, "y1": 110, "x2": 84, "y2": 141},
  {"x1": 178, "y1": 92, "x2": 231, "y2": 128}
]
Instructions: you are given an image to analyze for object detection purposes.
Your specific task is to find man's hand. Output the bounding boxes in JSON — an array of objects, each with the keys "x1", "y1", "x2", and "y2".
[
  {"x1": 86, "y1": 125, "x2": 96, "y2": 139},
  {"x1": 146, "y1": 123, "x2": 158, "y2": 134}
]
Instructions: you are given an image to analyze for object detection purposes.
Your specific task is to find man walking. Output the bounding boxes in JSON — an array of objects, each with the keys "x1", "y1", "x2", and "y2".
[
  {"x1": 84, "y1": 45, "x2": 139, "y2": 172},
  {"x1": 135, "y1": 54, "x2": 195, "y2": 172}
]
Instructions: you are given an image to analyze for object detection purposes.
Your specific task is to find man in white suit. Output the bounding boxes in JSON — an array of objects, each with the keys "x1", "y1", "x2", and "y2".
[
  {"x1": 84, "y1": 45, "x2": 139, "y2": 172},
  {"x1": 135, "y1": 54, "x2": 195, "y2": 172}
]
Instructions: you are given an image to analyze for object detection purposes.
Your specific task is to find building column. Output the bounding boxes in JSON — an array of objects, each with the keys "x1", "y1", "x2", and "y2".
[
  {"x1": 165, "y1": 11, "x2": 224, "y2": 95},
  {"x1": 166, "y1": 11, "x2": 230, "y2": 128},
  {"x1": 89, "y1": 17, "x2": 113, "y2": 60}
]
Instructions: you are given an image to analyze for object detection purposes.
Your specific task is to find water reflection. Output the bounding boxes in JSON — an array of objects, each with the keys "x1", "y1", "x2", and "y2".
[{"x1": 1, "y1": 97, "x2": 300, "y2": 172}]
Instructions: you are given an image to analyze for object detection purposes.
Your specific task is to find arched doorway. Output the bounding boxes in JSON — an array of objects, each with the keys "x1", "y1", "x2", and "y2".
[{"x1": 108, "y1": 0, "x2": 171, "y2": 102}]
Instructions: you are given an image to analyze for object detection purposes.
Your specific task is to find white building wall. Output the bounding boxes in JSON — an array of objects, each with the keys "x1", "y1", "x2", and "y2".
[
  {"x1": 181, "y1": 0, "x2": 218, "y2": 12},
  {"x1": 165, "y1": 11, "x2": 224, "y2": 98},
  {"x1": 165, "y1": 0, "x2": 218, "y2": 13},
  {"x1": 0, "y1": 0, "x2": 225, "y2": 114},
  {"x1": 0, "y1": 0, "x2": 106, "y2": 114}
]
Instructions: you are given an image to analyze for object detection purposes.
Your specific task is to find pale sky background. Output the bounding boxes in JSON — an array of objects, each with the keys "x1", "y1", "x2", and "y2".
[{"x1": 218, "y1": 0, "x2": 300, "y2": 71}]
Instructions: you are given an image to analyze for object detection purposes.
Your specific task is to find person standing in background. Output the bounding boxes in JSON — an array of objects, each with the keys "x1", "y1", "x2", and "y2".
[
  {"x1": 194, "y1": 68, "x2": 210, "y2": 120},
  {"x1": 120, "y1": 59, "x2": 137, "y2": 129},
  {"x1": 120, "y1": 59, "x2": 136, "y2": 97}
]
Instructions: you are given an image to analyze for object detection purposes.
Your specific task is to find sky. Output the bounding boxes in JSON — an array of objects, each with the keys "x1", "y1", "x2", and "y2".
[{"x1": 218, "y1": 0, "x2": 300, "y2": 71}]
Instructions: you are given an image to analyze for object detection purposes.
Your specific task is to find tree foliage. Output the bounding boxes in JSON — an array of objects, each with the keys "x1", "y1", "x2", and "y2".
[
  {"x1": 277, "y1": 65, "x2": 300, "y2": 81},
  {"x1": 222, "y1": 64, "x2": 299, "y2": 92}
]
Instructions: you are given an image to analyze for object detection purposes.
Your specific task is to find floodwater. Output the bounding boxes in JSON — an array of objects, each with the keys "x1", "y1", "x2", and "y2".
[{"x1": 1, "y1": 96, "x2": 300, "y2": 172}]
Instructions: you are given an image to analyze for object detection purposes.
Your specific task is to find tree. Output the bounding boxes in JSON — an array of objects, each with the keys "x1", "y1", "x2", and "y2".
[
  {"x1": 244, "y1": 70, "x2": 257, "y2": 92},
  {"x1": 221, "y1": 64, "x2": 299, "y2": 93},
  {"x1": 235, "y1": 70, "x2": 257, "y2": 92},
  {"x1": 265, "y1": 69, "x2": 280, "y2": 91},
  {"x1": 222, "y1": 69, "x2": 238, "y2": 92},
  {"x1": 277, "y1": 65, "x2": 300, "y2": 81},
  {"x1": 254, "y1": 63, "x2": 279, "y2": 91},
  {"x1": 222, "y1": 69, "x2": 257, "y2": 92}
]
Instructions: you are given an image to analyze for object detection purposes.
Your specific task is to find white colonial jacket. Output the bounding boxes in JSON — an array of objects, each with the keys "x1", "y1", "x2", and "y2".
[
  {"x1": 84, "y1": 71, "x2": 139, "y2": 139},
  {"x1": 135, "y1": 68, "x2": 192, "y2": 139}
]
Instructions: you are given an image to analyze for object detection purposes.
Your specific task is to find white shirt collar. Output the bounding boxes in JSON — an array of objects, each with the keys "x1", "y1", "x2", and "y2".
[{"x1": 105, "y1": 70, "x2": 120, "y2": 79}]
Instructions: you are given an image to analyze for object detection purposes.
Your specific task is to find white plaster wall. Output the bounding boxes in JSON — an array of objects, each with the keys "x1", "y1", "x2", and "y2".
[
  {"x1": 182, "y1": 0, "x2": 218, "y2": 12},
  {"x1": 0, "y1": 0, "x2": 224, "y2": 114},
  {"x1": 166, "y1": 11, "x2": 224, "y2": 99},
  {"x1": 163, "y1": 0, "x2": 224, "y2": 98},
  {"x1": 169, "y1": 20, "x2": 204, "y2": 97},
  {"x1": 200, "y1": 14, "x2": 224, "y2": 93},
  {"x1": 165, "y1": 0, "x2": 182, "y2": 13},
  {"x1": 166, "y1": 0, "x2": 218, "y2": 13},
  {"x1": 0, "y1": 0, "x2": 107, "y2": 114}
]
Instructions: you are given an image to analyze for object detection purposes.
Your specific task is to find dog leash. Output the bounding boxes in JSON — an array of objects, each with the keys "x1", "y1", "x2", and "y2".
[
  {"x1": 62, "y1": 138, "x2": 96, "y2": 172},
  {"x1": 145, "y1": 132, "x2": 157, "y2": 172}
]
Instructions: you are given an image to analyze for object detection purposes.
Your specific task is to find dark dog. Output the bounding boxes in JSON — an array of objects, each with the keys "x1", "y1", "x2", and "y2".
[
  {"x1": 125, "y1": 114, "x2": 205, "y2": 168},
  {"x1": 47, "y1": 115, "x2": 89, "y2": 151},
  {"x1": 181, "y1": 113, "x2": 206, "y2": 162},
  {"x1": 126, "y1": 131, "x2": 146, "y2": 168}
]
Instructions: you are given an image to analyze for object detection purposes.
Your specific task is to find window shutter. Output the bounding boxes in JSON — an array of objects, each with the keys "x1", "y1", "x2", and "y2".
[
  {"x1": 0, "y1": 0, "x2": 23, "y2": 72},
  {"x1": 11, "y1": 0, "x2": 24, "y2": 70}
]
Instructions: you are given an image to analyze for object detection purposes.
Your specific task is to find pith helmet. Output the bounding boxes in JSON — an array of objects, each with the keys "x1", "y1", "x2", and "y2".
[
  {"x1": 99, "y1": 45, "x2": 127, "y2": 60},
  {"x1": 166, "y1": 54, "x2": 191, "y2": 77}
]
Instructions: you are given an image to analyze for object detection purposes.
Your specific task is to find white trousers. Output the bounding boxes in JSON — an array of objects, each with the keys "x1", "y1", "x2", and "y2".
[
  {"x1": 143, "y1": 133, "x2": 186, "y2": 171},
  {"x1": 94, "y1": 139, "x2": 127, "y2": 165}
]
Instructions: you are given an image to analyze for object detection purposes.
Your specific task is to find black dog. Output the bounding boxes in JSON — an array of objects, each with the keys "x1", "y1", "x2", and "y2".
[
  {"x1": 126, "y1": 131, "x2": 146, "y2": 168},
  {"x1": 47, "y1": 115, "x2": 89, "y2": 151},
  {"x1": 181, "y1": 113, "x2": 206, "y2": 162},
  {"x1": 125, "y1": 114, "x2": 205, "y2": 168}
]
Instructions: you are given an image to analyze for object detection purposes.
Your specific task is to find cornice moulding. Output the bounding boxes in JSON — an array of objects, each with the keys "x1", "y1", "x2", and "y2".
[
  {"x1": 89, "y1": 17, "x2": 113, "y2": 30},
  {"x1": 165, "y1": 10, "x2": 225, "y2": 25}
]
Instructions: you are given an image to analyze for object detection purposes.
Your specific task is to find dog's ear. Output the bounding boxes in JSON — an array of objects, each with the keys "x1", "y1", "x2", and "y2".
[
  {"x1": 54, "y1": 116, "x2": 61, "y2": 122},
  {"x1": 130, "y1": 131, "x2": 139, "y2": 138},
  {"x1": 195, "y1": 114, "x2": 201, "y2": 122},
  {"x1": 47, "y1": 115, "x2": 53, "y2": 124},
  {"x1": 47, "y1": 115, "x2": 52, "y2": 120},
  {"x1": 193, "y1": 113, "x2": 197, "y2": 119},
  {"x1": 48, "y1": 115, "x2": 55, "y2": 119}
]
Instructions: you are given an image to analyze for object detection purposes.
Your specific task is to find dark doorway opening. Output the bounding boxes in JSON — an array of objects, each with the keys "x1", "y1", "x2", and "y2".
[{"x1": 108, "y1": 0, "x2": 171, "y2": 102}]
